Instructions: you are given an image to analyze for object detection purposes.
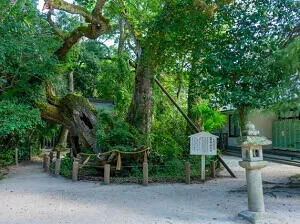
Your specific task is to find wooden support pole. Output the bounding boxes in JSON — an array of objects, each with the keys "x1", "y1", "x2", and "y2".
[
  {"x1": 104, "y1": 164, "x2": 110, "y2": 185},
  {"x1": 72, "y1": 161, "x2": 79, "y2": 181},
  {"x1": 210, "y1": 160, "x2": 216, "y2": 178},
  {"x1": 55, "y1": 159, "x2": 61, "y2": 176},
  {"x1": 154, "y1": 78, "x2": 199, "y2": 132},
  {"x1": 143, "y1": 162, "x2": 148, "y2": 186},
  {"x1": 15, "y1": 148, "x2": 18, "y2": 166},
  {"x1": 216, "y1": 155, "x2": 236, "y2": 178},
  {"x1": 185, "y1": 162, "x2": 191, "y2": 184},
  {"x1": 49, "y1": 151, "x2": 54, "y2": 163},
  {"x1": 45, "y1": 155, "x2": 50, "y2": 172},
  {"x1": 201, "y1": 155, "x2": 205, "y2": 181},
  {"x1": 154, "y1": 77, "x2": 236, "y2": 178}
]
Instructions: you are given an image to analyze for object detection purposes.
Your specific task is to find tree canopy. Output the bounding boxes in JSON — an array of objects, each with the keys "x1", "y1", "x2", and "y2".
[{"x1": 0, "y1": 0, "x2": 299, "y2": 165}]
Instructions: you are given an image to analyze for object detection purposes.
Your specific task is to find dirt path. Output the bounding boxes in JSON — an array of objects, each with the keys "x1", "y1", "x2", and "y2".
[{"x1": 0, "y1": 156, "x2": 300, "y2": 224}]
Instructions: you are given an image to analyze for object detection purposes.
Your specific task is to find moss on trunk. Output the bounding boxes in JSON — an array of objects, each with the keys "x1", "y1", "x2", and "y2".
[{"x1": 38, "y1": 93, "x2": 98, "y2": 156}]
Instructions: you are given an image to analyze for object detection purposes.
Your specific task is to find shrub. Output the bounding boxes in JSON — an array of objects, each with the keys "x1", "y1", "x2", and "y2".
[
  {"x1": 192, "y1": 100, "x2": 227, "y2": 132},
  {"x1": 60, "y1": 157, "x2": 73, "y2": 178},
  {"x1": 95, "y1": 111, "x2": 145, "y2": 152}
]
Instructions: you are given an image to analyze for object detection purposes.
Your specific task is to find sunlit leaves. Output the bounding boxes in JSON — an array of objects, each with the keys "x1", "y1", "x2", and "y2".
[
  {"x1": 0, "y1": 0, "x2": 59, "y2": 99},
  {"x1": 0, "y1": 100, "x2": 42, "y2": 137}
]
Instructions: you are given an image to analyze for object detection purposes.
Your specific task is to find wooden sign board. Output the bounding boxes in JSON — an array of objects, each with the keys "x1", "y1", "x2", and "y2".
[
  {"x1": 189, "y1": 132, "x2": 218, "y2": 181},
  {"x1": 189, "y1": 132, "x2": 218, "y2": 156}
]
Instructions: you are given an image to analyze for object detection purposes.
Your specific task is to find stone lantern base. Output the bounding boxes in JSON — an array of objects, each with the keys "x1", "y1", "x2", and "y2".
[
  {"x1": 238, "y1": 210, "x2": 268, "y2": 224},
  {"x1": 238, "y1": 160, "x2": 268, "y2": 224}
]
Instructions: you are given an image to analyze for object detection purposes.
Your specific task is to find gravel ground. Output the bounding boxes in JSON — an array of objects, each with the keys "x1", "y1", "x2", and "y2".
[{"x1": 0, "y1": 156, "x2": 300, "y2": 224}]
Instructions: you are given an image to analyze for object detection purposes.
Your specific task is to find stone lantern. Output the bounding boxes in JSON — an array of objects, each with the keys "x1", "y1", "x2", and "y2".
[{"x1": 238, "y1": 122, "x2": 272, "y2": 223}]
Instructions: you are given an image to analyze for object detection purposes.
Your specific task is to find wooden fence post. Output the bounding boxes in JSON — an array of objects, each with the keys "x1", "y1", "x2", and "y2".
[
  {"x1": 49, "y1": 151, "x2": 54, "y2": 163},
  {"x1": 15, "y1": 148, "x2": 18, "y2": 167},
  {"x1": 43, "y1": 154, "x2": 47, "y2": 169},
  {"x1": 56, "y1": 151, "x2": 61, "y2": 159},
  {"x1": 143, "y1": 162, "x2": 148, "y2": 186},
  {"x1": 210, "y1": 160, "x2": 216, "y2": 178},
  {"x1": 185, "y1": 162, "x2": 191, "y2": 184},
  {"x1": 104, "y1": 164, "x2": 110, "y2": 185},
  {"x1": 55, "y1": 159, "x2": 61, "y2": 176},
  {"x1": 72, "y1": 161, "x2": 79, "y2": 181},
  {"x1": 45, "y1": 155, "x2": 50, "y2": 172},
  {"x1": 201, "y1": 155, "x2": 205, "y2": 181}
]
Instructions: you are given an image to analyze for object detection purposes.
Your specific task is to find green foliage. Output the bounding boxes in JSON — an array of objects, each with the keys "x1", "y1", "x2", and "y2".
[
  {"x1": 0, "y1": 151, "x2": 14, "y2": 168},
  {"x1": 96, "y1": 111, "x2": 145, "y2": 152},
  {"x1": 0, "y1": 0, "x2": 58, "y2": 100},
  {"x1": 277, "y1": 38, "x2": 300, "y2": 73},
  {"x1": 192, "y1": 101, "x2": 227, "y2": 132},
  {"x1": 59, "y1": 157, "x2": 73, "y2": 178},
  {"x1": 198, "y1": 0, "x2": 299, "y2": 109},
  {"x1": 66, "y1": 40, "x2": 134, "y2": 117},
  {"x1": 0, "y1": 100, "x2": 41, "y2": 137},
  {"x1": 269, "y1": 98, "x2": 300, "y2": 118},
  {"x1": 0, "y1": 100, "x2": 44, "y2": 166}
]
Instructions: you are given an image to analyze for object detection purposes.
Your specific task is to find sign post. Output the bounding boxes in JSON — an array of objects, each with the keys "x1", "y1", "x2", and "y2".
[{"x1": 189, "y1": 132, "x2": 218, "y2": 181}]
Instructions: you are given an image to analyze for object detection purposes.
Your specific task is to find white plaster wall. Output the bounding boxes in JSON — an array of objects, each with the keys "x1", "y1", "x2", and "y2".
[
  {"x1": 247, "y1": 110, "x2": 277, "y2": 139},
  {"x1": 223, "y1": 110, "x2": 277, "y2": 148}
]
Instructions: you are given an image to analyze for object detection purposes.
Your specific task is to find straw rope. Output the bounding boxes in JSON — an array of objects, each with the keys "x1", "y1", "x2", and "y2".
[{"x1": 78, "y1": 147, "x2": 150, "y2": 170}]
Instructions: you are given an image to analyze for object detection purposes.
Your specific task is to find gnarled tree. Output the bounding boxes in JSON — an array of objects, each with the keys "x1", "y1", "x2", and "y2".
[{"x1": 38, "y1": 0, "x2": 110, "y2": 156}]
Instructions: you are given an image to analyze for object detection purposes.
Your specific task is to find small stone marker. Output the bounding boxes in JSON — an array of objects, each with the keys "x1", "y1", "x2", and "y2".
[
  {"x1": 189, "y1": 132, "x2": 218, "y2": 181},
  {"x1": 104, "y1": 164, "x2": 110, "y2": 185},
  {"x1": 238, "y1": 122, "x2": 272, "y2": 224},
  {"x1": 143, "y1": 162, "x2": 148, "y2": 186},
  {"x1": 55, "y1": 159, "x2": 61, "y2": 176},
  {"x1": 72, "y1": 161, "x2": 79, "y2": 181}
]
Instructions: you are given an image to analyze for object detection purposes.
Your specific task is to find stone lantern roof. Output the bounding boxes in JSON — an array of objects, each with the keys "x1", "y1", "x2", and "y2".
[{"x1": 238, "y1": 122, "x2": 272, "y2": 146}]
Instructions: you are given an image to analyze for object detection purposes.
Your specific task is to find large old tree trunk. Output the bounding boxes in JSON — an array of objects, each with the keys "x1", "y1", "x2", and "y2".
[
  {"x1": 38, "y1": 94, "x2": 97, "y2": 156},
  {"x1": 126, "y1": 53, "x2": 155, "y2": 136}
]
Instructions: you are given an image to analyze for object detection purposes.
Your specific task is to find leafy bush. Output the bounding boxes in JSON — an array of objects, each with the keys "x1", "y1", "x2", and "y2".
[
  {"x1": 0, "y1": 100, "x2": 43, "y2": 166},
  {"x1": 0, "y1": 152, "x2": 14, "y2": 167},
  {"x1": 60, "y1": 157, "x2": 73, "y2": 178},
  {"x1": 192, "y1": 100, "x2": 227, "y2": 132},
  {"x1": 0, "y1": 100, "x2": 41, "y2": 137},
  {"x1": 151, "y1": 102, "x2": 188, "y2": 162},
  {"x1": 95, "y1": 111, "x2": 145, "y2": 152}
]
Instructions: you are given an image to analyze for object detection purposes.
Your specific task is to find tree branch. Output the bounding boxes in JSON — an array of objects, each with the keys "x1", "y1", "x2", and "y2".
[
  {"x1": 36, "y1": 102, "x2": 63, "y2": 124},
  {"x1": 44, "y1": 0, "x2": 111, "y2": 59},
  {"x1": 47, "y1": 9, "x2": 67, "y2": 39},
  {"x1": 93, "y1": 0, "x2": 106, "y2": 16},
  {"x1": 45, "y1": 82, "x2": 60, "y2": 106},
  {"x1": 44, "y1": 0, "x2": 94, "y2": 22},
  {"x1": 119, "y1": 0, "x2": 141, "y2": 57}
]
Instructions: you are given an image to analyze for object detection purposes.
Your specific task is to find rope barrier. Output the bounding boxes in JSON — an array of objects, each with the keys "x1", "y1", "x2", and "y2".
[{"x1": 77, "y1": 147, "x2": 150, "y2": 170}]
